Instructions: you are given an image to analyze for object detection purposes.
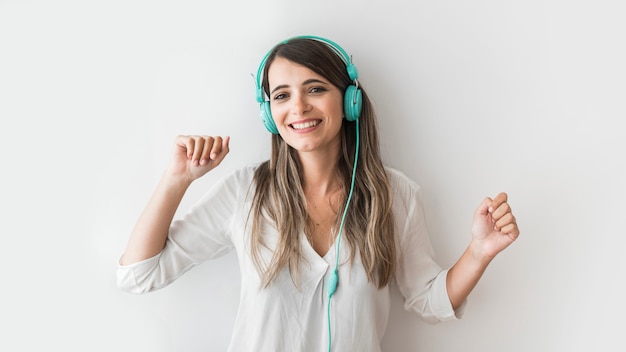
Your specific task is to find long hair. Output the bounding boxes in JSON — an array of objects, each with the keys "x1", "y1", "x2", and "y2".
[{"x1": 248, "y1": 38, "x2": 396, "y2": 289}]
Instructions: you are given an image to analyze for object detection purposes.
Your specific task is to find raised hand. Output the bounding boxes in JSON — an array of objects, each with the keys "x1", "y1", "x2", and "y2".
[
  {"x1": 471, "y1": 192, "x2": 520, "y2": 260},
  {"x1": 167, "y1": 135, "x2": 231, "y2": 183}
]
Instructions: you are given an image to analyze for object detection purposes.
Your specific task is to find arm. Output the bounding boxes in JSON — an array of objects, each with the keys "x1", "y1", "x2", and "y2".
[
  {"x1": 119, "y1": 135, "x2": 230, "y2": 266},
  {"x1": 446, "y1": 192, "x2": 520, "y2": 309}
]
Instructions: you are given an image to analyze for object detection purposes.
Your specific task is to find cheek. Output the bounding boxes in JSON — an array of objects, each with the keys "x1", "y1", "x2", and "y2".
[
  {"x1": 269, "y1": 103, "x2": 287, "y2": 121},
  {"x1": 334, "y1": 101, "x2": 346, "y2": 121},
  {"x1": 327, "y1": 94, "x2": 345, "y2": 118}
]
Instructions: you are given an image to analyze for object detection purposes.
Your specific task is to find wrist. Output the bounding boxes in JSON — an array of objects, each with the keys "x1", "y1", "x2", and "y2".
[
  {"x1": 468, "y1": 238, "x2": 496, "y2": 265},
  {"x1": 161, "y1": 169, "x2": 193, "y2": 192}
]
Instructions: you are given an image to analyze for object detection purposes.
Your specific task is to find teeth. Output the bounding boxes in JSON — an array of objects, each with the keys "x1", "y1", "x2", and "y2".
[{"x1": 291, "y1": 120, "x2": 319, "y2": 129}]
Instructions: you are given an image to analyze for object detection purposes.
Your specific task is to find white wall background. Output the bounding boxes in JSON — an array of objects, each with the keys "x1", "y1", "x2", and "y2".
[{"x1": 1, "y1": 0, "x2": 624, "y2": 351}]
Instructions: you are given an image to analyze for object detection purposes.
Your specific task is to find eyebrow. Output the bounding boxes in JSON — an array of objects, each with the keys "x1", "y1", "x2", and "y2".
[{"x1": 270, "y1": 78, "x2": 329, "y2": 95}]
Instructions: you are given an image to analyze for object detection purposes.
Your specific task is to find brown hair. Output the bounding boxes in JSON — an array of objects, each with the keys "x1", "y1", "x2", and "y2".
[{"x1": 248, "y1": 38, "x2": 396, "y2": 289}]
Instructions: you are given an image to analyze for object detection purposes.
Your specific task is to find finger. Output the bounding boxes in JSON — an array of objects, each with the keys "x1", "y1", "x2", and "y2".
[
  {"x1": 200, "y1": 136, "x2": 217, "y2": 165},
  {"x1": 185, "y1": 138, "x2": 193, "y2": 159},
  {"x1": 488, "y1": 192, "x2": 508, "y2": 213},
  {"x1": 491, "y1": 202, "x2": 512, "y2": 222},
  {"x1": 475, "y1": 196, "x2": 493, "y2": 217},
  {"x1": 191, "y1": 136, "x2": 207, "y2": 166},
  {"x1": 499, "y1": 222, "x2": 520, "y2": 240},
  {"x1": 223, "y1": 135, "x2": 230, "y2": 151},
  {"x1": 174, "y1": 135, "x2": 195, "y2": 159},
  {"x1": 494, "y1": 212, "x2": 515, "y2": 231},
  {"x1": 209, "y1": 136, "x2": 223, "y2": 160},
  {"x1": 211, "y1": 136, "x2": 231, "y2": 166}
]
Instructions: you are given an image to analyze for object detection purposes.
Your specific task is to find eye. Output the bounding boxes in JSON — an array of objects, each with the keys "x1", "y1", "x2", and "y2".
[
  {"x1": 272, "y1": 92, "x2": 288, "y2": 101},
  {"x1": 309, "y1": 86, "x2": 327, "y2": 94}
]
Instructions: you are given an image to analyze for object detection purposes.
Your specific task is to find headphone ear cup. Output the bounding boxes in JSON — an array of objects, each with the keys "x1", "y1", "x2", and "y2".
[
  {"x1": 344, "y1": 85, "x2": 362, "y2": 122},
  {"x1": 260, "y1": 101, "x2": 279, "y2": 134}
]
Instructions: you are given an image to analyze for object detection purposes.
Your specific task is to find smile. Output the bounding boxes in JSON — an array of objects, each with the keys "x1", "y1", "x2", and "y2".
[{"x1": 290, "y1": 120, "x2": 320, "y2": 130}]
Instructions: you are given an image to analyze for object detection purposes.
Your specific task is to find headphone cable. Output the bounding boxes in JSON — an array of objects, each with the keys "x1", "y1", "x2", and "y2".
[{"x1": 327, "y1": 118, "x2": 359, "y2": 352}]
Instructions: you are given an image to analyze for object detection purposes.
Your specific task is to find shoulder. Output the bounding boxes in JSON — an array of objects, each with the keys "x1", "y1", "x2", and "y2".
[
  {"x1": 233, "y1": 162, "x2": 261, "y2": 178},
  {"x1": 202, "y1": 162, "x2": 262, "y2": 198},
  {"x1": 384, "y1": 166, "x2": 422, "y2": 195},
  {"x1": 221, "y1": 162, "x2": 262, "y2": 184},
  {"x1": 192, "y1": 163, "x2": 264, "y2": 208},
  {"x1": 384, "y1": 167, "x2": 430, "y2": 235},
  {"x1": 384, "y1": 166, "x2": 427, "y2": 217}
]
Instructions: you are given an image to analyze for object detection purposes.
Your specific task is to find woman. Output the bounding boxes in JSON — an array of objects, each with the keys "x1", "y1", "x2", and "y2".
[{"x1": 117, "y1": 35, "x2": 520, "y2": 351}]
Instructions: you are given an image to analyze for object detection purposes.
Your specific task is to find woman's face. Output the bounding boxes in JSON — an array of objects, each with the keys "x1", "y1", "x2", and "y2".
[{"x1": 267, "y1": 57, "x2": 344, "y2": 158}]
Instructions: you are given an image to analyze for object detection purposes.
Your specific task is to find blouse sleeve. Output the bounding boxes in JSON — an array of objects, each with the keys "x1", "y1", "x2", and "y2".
[
  {"x1": 389, "y1": 169, "x2": 467, "y2": 324},
  {"x1": 116, "y1": 166, "x2": 254, "y2": 294}
]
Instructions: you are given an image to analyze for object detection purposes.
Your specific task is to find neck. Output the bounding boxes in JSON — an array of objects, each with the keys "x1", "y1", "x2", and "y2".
[{"x1": 298, "y1": 149, "x2": 341, "y2": 196}]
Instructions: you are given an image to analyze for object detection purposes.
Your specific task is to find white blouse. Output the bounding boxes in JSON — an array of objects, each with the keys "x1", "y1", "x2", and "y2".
[{"x1": 117, "y1": 164, "x2": 464, "y2": 351}]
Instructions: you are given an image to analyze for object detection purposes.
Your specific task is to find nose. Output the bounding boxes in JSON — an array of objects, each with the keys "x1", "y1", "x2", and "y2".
[{"x1": 290, "y1": 93, "x2": 311, "y2": 115}]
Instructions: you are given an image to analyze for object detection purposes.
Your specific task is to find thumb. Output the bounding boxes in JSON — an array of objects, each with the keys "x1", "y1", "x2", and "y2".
[{"x1": 475, "y1": 196, "x2": 493, "y2": 218}]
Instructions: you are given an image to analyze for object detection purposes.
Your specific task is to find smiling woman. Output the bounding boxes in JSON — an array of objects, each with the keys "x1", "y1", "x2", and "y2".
[
  {"x1": 3, "y1": 0, "x2": 624, "y2": 350},
  {"x1": 267, "y1": 57, "x2": 345, "y2": 159},
  {"x1": 116, "y1": 35, "x2": 519, "y2": 352}
]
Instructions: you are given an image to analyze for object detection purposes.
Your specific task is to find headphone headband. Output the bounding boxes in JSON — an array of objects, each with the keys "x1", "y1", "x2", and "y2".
[
  {"x1": 255, "y1": 35, "x2": 358, "y2": 104},
  {"x1": 255, "y1": 35, "x2": 362, "y2": 134}
]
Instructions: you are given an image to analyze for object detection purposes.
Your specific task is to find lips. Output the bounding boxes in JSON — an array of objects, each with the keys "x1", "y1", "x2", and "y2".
[{"x1": 290, "y1": 120, "x2": 321, "y2": 130}]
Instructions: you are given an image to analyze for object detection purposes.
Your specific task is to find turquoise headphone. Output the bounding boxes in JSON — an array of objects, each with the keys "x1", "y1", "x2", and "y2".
[{"x1": 254, "y1": 35, "x2": 363, "y2": 134}]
